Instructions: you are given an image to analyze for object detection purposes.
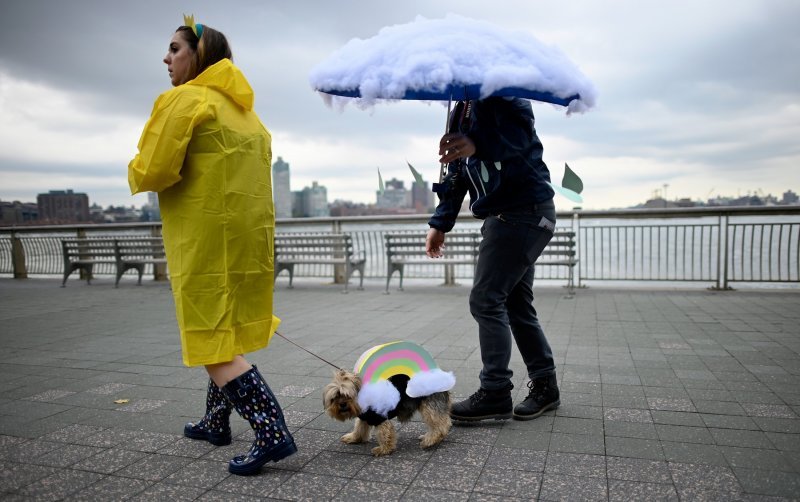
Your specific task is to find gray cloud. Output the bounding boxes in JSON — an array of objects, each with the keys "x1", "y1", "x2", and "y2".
[{"x1": 1, "y1": 0, "x2": 798, "y2": 209}]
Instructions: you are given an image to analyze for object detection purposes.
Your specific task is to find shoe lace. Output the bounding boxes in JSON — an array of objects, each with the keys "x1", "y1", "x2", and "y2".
[
  {"x1": 469, "y1": 388, "x2": 488, "y2": 405},
  {"x1": 525, "y1": 379, "x2": 547, "y2": 400}
]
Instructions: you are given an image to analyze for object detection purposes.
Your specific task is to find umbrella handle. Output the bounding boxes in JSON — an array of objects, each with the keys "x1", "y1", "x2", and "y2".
[{"x1": 439, "y1": 92, "x2": 453, "y2": 183}]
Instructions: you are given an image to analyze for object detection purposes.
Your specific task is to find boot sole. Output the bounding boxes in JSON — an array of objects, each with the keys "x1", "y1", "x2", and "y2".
[
  {"x1": 450, "y1": 411, "x2": 512, "y2": 422},
  {"x1": 512, "y1": 399, "x2": 560, "y2": 421},
  {"x1": 183, "y1": 426, "x2": 232, "y2": 446},
  {"x1": 228, "y1": 440, "x2": 298, "y2": 476}
]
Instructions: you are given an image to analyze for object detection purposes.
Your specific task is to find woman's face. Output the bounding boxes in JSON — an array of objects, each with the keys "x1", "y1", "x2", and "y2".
[{"x1": 163, "y1": 32, "x2": 195, "y2": 86}]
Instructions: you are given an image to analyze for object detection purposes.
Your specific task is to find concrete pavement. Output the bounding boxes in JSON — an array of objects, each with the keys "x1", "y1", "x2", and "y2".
[{"x1": 1, "y1": 276, "x2": 799, "y2": 500}]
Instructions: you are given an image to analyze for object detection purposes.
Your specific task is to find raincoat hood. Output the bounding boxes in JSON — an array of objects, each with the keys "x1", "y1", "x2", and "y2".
[{"x1": 188, "y1": 58, "x2": 254, "y2": 111}]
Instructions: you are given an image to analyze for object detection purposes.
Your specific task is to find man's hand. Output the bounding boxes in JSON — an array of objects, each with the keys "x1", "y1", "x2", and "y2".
[
  {"x1": 426, "y1": 228, "x2": 446, "y2": 258},
  {"x1": 439, "y1": 133, "x2": 476, "y2": 164}
]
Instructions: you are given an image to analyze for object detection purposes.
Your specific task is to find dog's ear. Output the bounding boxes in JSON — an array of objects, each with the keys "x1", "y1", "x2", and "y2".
[{"x1": 351, "y1": 372, "x2": 362, "y2": 391}]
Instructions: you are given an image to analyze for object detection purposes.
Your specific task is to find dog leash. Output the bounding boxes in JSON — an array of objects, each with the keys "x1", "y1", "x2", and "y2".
[{"x1": 274, "y1": 330, "x2": 343, "y2": 371}]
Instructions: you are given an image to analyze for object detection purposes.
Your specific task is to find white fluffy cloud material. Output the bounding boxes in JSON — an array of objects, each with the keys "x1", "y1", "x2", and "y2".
[
  {"x1": 309, "y1": 14, "x2": 597, "y2": 114},
  {"x1": 357, "y1": 369, "x2": 457, "y2": 417},
  {"x1": 357, "y1": 380, "x2": 401, "y2": 417},
  {"x1": 406, "y1": 369, "x2": 456, "y2": 398}
]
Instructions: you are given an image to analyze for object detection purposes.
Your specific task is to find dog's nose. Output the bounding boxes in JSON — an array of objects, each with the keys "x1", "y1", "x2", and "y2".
[{"x1": 339, "y1": 402, "x2": 348, "y2": 411}]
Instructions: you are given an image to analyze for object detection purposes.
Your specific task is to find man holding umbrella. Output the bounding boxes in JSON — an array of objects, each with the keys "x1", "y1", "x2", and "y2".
[
  {"x1": 310, "y1": 14, "x2": 596, "y2": 421},
  {"x1": 426, "y1": 96, "x2": 560, "y2": 422}
]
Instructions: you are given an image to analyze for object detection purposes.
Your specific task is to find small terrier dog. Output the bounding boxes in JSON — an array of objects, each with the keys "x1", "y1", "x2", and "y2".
[{"x1": 323, "y1": 369, "x2": 452, "y2": 456}]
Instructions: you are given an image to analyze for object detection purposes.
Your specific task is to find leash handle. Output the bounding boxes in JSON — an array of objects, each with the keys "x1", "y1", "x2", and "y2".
[{"x1": 274, "y1": 330, "x2": 342, "y2": 371}]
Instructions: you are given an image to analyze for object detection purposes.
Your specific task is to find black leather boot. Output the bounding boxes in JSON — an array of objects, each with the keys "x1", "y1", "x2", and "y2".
[
  {"x1": 184, "y1": 378, "x2": 232, "y2": 446},
  {"x1": 450, "y1": 385, "x2": 513, "y2": 421},
  {"x1": 222, "y1": 365, "x2": 297, "y2": 475},
  {"x1": 513, "y1": 375, "x2": 560, "y2": 420}
]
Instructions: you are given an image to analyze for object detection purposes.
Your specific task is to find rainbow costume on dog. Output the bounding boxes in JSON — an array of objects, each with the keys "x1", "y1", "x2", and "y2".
[{"x1": 354, "y1": 341, "x2": 456, "y2": 424}]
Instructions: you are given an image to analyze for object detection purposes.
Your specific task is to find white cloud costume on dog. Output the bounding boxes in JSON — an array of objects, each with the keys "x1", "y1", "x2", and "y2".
[{"x1": 354, "y1": 341, "x2": 456, "y2": 424}]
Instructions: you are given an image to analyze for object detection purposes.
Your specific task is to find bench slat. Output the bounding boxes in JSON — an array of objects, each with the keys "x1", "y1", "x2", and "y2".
[
  {"x1": 384, "y1": 228, "x2": 577, "y2": 294},
  {"x1": 274, "y1": 233, "x2": 365, "y2": 292}
]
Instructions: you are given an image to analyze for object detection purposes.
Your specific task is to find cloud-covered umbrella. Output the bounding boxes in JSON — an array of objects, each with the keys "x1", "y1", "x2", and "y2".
[{"x1": 309, "y1": 14, "x2": 597, "y2": 115}]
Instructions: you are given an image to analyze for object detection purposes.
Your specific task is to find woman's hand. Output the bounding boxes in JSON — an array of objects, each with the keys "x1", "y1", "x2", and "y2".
[
  {"x1": 439, "y1": 133, "x2": 476, "y2": 164},
  {"x1": 426, "y1": 228, "x2": 446, "y2": 258}
]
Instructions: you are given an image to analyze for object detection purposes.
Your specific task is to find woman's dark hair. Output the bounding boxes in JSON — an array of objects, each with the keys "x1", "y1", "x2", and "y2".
[{"x1": 176, "y1": 25, "x2": 233, "y2": 79}]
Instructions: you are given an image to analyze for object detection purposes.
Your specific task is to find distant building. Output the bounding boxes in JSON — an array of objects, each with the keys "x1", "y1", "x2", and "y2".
[
  {"x1": 37, "y1": 190, "x2": 89, "y2": 223},
  {"x1": 377, "y1": 178, "x2": 409, "y2": 209},
  {"x1": 0, "y1": 200, "x2": 38, "y2": 225},
  {"x1": 140, "y1": 192, "x2": 161, "y2": 221},
  {"x1": 272, "y1": 156, "x2": 292, "y2": 218},
  {"x1": 103, "y1": 205, "x2": 142, "y2": 222},
  {"x1": 293, "y1": 181, "x2": 329, "y2": 217},
  {"x1": 147, "y1": 192, "x2": 159, "y2": 209},
  {"x1": 411, "y1": 179, "x2": 434, "y2": 213},
  {"x1": 329, "y1": 200, "x2": 375, "y2": 217},
  {"x1": 782, "y1": 190, "x2": 799, "y2": 205}
]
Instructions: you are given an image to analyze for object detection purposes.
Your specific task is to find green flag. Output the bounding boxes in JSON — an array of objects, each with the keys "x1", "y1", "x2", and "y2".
[
  {"x1": 546, "y1": 163, "x2": 584, "y2": 203},
  {"x1": 562, "y1": 163, "x2": 584, "y2": 194}
]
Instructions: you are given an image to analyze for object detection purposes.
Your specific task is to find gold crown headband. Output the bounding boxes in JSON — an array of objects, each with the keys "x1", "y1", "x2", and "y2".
[{"x1": 183, "y1": 14, "x2": 204, "y2": 39}]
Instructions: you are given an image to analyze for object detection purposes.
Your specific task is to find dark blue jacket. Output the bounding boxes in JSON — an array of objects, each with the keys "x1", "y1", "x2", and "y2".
[{"x1": 429, "y1": 97, "x2": 554, "y2": 232}]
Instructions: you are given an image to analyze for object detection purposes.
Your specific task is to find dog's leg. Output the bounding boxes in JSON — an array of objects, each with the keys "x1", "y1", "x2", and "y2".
[
  {"x1": 341, "y1": 417, "x2": 371, "y2": 444},
  {"x1": 419, "y1": 394, "x2": 452, "y2": 448},
  {"x1": 371, "y1": 421, "x2": 397, "y2": 456}
]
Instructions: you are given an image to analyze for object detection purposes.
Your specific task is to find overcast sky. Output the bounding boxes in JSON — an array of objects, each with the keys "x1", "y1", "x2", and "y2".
[{"x1": 1, "y1": 0, "x2": 798, "y2": 210}]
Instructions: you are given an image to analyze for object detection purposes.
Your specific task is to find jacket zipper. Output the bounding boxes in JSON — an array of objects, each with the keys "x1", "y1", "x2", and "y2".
[{"x1": 463, "y1": 162, "x2": 486, "y2": 217}]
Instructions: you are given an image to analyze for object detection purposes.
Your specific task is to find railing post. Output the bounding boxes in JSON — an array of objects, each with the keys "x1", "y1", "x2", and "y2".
[
  {"x1": 444, "y1": 264, "x2": 455, "y2": 285},
  {"x1": 331, "y1": 219, "x2": 345, "y2": 284},
  {"x1": 11, "y1": 231, "x2": 28, "y2": 279},
  {"x1": 713, "y1": 214, "x2": 732, "y2": 290},
  {"x1": 573, "y1": 211, "x2": 582, "y2": 288},
  {"x1": 150, "y1": 225, "x2": 167, "y2": 281}
]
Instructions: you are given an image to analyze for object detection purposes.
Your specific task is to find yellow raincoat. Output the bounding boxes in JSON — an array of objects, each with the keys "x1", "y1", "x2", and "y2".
[{"x1": 128, "y1": 59, "x2": 280, "y2": 366}]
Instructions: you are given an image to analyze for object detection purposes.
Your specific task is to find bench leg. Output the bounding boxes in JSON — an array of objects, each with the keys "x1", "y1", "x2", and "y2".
[
  {"x1": 341, "y1": 263, "x2": 350, "y2": 294},
  {"x1": 566, "y1": 266, "x2": 575, "y2": 296},
  {"x1": 115, "y1": 266, "x2": 124, "y2": 288},
  {"x1": 385, "y1": 268, "x2": 393, "y2": 294},
  {"x1": 62, "y1": 265, "x2": 76, "y2": 287},
  {"x1": 355, "y1": 264, "x2": 365, "y2": 291}
]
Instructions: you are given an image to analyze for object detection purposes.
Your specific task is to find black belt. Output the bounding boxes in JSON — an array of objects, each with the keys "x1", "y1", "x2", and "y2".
[{"x1": 503, "y1": 201, "x2": 555, "y2": 214}]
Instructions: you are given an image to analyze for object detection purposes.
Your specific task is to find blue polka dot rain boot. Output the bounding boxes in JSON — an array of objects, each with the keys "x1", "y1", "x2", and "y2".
[
  {"x1": 184, "y1": 378, "x2": 232, "y2": 446},
  {"x1": 222, "y1": 365, "x2": 297, "y2": 475}
]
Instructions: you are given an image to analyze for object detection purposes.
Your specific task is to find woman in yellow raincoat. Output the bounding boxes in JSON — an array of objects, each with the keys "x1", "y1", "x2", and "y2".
[{"x1": 128, "y1": 16, "x2": 295, "y2": 475}]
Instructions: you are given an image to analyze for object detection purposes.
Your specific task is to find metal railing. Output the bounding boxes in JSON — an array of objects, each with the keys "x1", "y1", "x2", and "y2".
[{"x1": 2, "y1": 206, "x2": 799, "y2": 289}]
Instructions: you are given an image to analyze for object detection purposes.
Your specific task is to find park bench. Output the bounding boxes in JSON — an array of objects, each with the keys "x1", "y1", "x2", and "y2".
[
  {"x1": 384, "y1": 231, "x2": 481, "y2": 293},
  {"x1": 61, "y1": 237, "x2": 167, "y2": 287},
  {"x1": 541, "y1": 230, "x2": 578, "y2": 295},
  {"x1": 384, "y1": 229, "x2": 578, "y2": 294},
  {"x1": 61, "y1": 238, "x2": 117, "y2": 287},
  {"x1": 114, "y1": 237, "x2": 167, "y2": 288},
  {"x1": 274, "y1": 233, "x2": 365, "y2": 292}
]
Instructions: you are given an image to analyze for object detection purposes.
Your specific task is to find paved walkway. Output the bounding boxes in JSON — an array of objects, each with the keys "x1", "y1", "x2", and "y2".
[{"x1": 0, "y1": 277, "x2": 799, "y2": 501}]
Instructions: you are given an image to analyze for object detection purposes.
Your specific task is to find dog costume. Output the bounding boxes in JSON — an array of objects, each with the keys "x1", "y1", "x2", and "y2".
[{"x1": 354, "y1": 341, "x2": 456, "y2": 425}]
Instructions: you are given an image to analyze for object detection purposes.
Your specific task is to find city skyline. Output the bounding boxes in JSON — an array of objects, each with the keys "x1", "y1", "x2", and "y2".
[{"x1": 4, "y1": 180, "x2": 798, "y2": 212}]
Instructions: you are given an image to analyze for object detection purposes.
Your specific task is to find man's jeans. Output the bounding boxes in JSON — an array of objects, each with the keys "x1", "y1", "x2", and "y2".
[{"x1": 469, "y1": 206, "x2": 557, "y2": 391}]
